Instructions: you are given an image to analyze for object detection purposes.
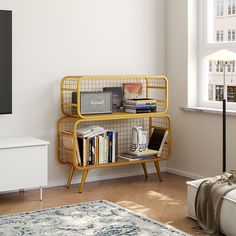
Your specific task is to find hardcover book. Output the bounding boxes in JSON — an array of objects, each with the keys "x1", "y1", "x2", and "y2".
[
  {"x1": 122, "y1": 83, "x2": 142, "y2": 100},
  {"x1": 103, "y1": 87, "x2": 123, "y2": 111},
  {"x1": 148, "y1": 128, "x2": 168, "y2": 157}
]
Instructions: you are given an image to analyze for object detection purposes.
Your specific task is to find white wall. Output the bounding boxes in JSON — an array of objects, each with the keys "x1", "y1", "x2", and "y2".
[
  {"x1": 0, "y1": 0, "x2": 166, "y2": 186},
  {"x1": 166, "y1": 0, "x2": 236, "y2": 178}
]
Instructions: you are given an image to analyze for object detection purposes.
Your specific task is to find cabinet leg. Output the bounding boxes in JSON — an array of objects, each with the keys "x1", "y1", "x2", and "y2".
[
  {"x1": 79, "y1": 170, "x2": 89, "y2": 193},
  {"x1": 67, "y1": 166, "x2": 75, "y2": 188},
  {"x1": 141, "y1": 163, "x2": 148, "y2": 178},
  {"x1": 154, "y1": 161, "x2": 162, "y2": 182}
]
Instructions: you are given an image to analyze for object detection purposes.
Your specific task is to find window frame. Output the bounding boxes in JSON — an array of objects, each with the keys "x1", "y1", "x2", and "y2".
[{"x1": 198, "y1": 0, "x2": 236, "y2": 110}]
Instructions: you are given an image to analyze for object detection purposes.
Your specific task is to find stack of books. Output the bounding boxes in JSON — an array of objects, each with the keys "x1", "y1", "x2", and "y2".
[
  {"x1": 77, "y1": 125, "x2": 106, "y2": 139},
  {"x1": 60, "y1": 125, "x2": 118, "y2": 166},
  {"x1": 119, "y1": 149, "x2": 158, "y2": 161},
  {"x1": 124, "y1": 98, "x2": 157, "y2": 113}
]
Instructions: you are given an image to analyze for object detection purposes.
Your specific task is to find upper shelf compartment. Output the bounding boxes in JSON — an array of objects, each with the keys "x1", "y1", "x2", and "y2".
[{"x1": 60, "y1": 75, "x2": 168, "y2": 118}]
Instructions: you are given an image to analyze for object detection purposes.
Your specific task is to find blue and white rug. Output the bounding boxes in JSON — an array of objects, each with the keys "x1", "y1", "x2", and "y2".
[{"x1": 0, "y1": 200, "x2": 190, "y2": 236}]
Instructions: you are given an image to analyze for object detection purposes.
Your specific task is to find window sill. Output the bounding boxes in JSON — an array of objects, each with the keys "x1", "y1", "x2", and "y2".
[{"x1": 180, "y1": 106, "x2": 236, "y2": 116}]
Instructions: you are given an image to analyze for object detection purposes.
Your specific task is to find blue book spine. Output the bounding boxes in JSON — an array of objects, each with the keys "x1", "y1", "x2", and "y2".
[{"x1": 109, "y1": 132, "x2": 113, "y2": 163}]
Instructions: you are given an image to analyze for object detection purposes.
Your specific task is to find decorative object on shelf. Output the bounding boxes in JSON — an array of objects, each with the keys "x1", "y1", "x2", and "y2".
[
  {"x1": 131, "y1": 126, "x2": 148, "y2": 153},
  {"x1": 103, "y1": 87, "x2": 123, "y2": 111},
  {"x1": 0, "y1": 200, "x2": 190, "y2": 236},
  {"x1": 122, "y1": 83, "x2": 142, "y2": 100},
  {"x1": 207, "y1": 50, "x2": 236, "y2": 172},
  {"x1": 80, "y1": 91, "x2": 113, "y2": 115}
]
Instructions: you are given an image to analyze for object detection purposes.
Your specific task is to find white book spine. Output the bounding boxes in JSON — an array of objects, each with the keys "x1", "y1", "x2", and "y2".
[
  {"x1": 98, "y1": 136, "x2": 103, "y2": 164},
  {"x1": 103, "y1": 136, "x2": 106, "y2": 164}
]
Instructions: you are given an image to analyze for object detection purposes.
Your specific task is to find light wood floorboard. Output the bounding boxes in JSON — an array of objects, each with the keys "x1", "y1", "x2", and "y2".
[{"x1": 0, "y1": 173, "x2": 203, "y2": 235}]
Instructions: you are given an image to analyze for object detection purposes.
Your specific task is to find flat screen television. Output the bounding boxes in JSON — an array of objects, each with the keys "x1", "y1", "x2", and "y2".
[{"x1": 0, "y1": 10, "x2": 12, "y2": 114}]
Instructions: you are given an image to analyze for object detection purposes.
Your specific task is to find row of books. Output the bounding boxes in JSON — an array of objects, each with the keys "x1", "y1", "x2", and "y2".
[
  {"x1": 61, "y1": 125, "x2": 168, "y2": 164},
  {"x1": 61, "y1": 125, "x2": 117, "y2": 166},
  {"x1": 124, "y1": 98, "x2": 157, "y2": 113}
]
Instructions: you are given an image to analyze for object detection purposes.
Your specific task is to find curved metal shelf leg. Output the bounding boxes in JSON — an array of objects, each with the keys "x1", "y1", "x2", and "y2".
[
  {"x1": 141, "y1": 163, "x2": 148, "y2": 179},
  {"x1": 154, "y1": 161, "x2": 162, "y2": 181},
  {"x1": 79, "y1": 170, "x2": 89, "y2": 193},
  {"x1": 67, "y1": 165, "x2": 75, "y2": 188}
]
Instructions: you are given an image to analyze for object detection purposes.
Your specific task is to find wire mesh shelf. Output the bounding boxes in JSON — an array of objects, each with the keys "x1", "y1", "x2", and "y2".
[
  {"x1": 57, "y1": 115, "x2": 171, "y2": 167},
  {"x1": 61, "y1": 75, "x2": 168, "y2": 118}
]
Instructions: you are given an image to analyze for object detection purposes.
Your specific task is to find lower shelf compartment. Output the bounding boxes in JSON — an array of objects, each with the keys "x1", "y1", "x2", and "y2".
[
  {"x1": 57, "y1": 115, "x2": 171, "y2": 166},
  {"x1": 57, "y1": 114, "x2": 172, "y2": 193}
]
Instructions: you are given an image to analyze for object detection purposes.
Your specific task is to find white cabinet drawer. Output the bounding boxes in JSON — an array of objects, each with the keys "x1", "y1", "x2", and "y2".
[{"x1": 0, "y1": 145, "x2": 48, "y2": 192}]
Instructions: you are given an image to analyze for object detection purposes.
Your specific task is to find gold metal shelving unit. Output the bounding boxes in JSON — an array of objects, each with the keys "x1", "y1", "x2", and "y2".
[{"x1": 57, "y1": 75, "x2": 172, "y2": 193}]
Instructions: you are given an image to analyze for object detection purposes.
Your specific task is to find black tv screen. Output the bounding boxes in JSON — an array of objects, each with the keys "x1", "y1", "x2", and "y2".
[{"x1": 0, "y1": 10, "x2": 12, "y2": 114}]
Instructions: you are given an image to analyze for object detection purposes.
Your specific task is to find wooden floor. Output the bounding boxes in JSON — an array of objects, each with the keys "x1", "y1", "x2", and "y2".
[{"x1": 0, "y1": 172, "x2": 202, "y2": 235}]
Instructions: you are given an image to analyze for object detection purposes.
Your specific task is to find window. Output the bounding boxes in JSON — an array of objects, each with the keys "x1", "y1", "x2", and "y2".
[
  {"x1": 228, "y1": 0, "x2": 236, "y2": 15},
  {"x1": 216, "y1": 30, "x2": 224, "y2": 41},
  {"x1": 228, "y1": 29, "x2": 236, "y2": 41},
  {"x1": 199, "y1": 0, "x2": 236, "y2": 109},
  {"x1": 228, "y1": 30, "x2": 231, "y2": 41},
  {"x1": 215, "y1": 61, "x2": 224, "y2": 72},
  {"x1": 209, "y1": 61, "x2": 213, "y2": 72},
  {"x1": 227, "y1": 86, "x2": 236, "y2": 101},
  {"x1": 228, "y1": 62, "x2": 232, "y2": 72},
  {"x1": 208, "y1": 84, "x2": 214, "y2": 100},
  {"x1": 216, "y1": 85, "x2": 224, "y2": 100},
  {"x1": 217, "y1": 0, "x2": 225, "y2": 16}
]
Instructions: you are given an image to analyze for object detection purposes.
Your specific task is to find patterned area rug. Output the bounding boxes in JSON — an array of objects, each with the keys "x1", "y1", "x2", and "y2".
[{"x1": 0, "y1": 200, "x2": 190, "y2": 236}]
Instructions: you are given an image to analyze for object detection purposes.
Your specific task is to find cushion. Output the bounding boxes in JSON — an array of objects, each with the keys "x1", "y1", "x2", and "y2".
[{"x1": 187, "y1": 179, "x2": 236, "y2": 236}]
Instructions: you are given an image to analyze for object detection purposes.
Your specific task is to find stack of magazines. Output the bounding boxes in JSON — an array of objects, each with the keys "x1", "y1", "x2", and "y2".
[
  {"x1": 124, "y1": 98, "x2": 157, "y2": 113},
  {"x1": 77, "y1": 125, "x2": 106, "y2": 139},
  {"x1": 119, "y1": 149, "x2": 158, "y2": 161}
]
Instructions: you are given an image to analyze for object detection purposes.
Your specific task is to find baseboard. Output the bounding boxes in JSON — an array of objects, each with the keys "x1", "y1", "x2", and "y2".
[
  {"x1": 166, "y1": 167, "x2": 205, "y2": 180},
  {"x1": 0, "y1": 165, "x2": 167, "y2": 194},
  {"x1": 48, "y1": 165, "x2": 167, "y2": 188}
]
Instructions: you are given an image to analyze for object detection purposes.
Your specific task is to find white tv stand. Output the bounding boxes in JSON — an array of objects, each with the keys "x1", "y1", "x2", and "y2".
[{"x1": 0, "y1": 137, "x2": 49, "y2": 200}]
